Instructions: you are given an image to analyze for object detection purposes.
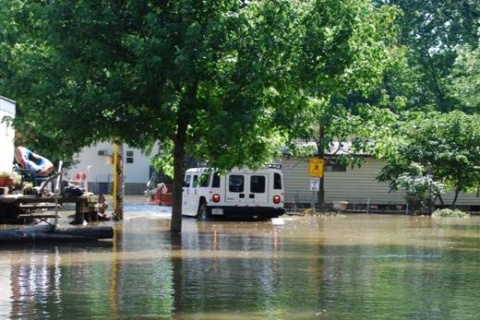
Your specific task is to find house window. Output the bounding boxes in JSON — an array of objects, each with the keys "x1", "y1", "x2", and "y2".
[
  {"x1": 126, "y1": 150, "x2": 134, "y2": 164},
  {"x1": 324, "y1": 163, "x2": 347, "y2": 172}
]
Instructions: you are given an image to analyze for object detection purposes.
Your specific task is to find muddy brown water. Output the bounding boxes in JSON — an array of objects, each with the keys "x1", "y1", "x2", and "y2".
[{"x1": 1, "y1": 199, "x2": 480, "y2": 319}]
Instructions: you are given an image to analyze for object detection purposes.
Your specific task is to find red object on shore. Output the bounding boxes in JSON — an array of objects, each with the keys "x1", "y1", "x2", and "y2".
[{"x1": 149, "y1": 183, "x2": 173, "y2": 206}]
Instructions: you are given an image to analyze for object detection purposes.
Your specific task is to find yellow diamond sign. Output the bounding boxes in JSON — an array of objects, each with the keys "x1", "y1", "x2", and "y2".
[{"x1": 309, "y1": 158, "x2": 324, "y2": 178}]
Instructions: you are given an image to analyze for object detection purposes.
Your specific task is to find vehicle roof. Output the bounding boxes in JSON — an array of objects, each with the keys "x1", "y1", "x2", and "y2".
[{"x1": 185, "y1": 166, "x2": 282, "y2": 174}]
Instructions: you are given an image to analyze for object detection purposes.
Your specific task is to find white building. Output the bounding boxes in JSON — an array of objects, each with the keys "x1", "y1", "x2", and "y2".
[
  {"x1": 0, "y1": 96, "x2": 16, "y2": 173},
  {"x1": 67, "y1": 142, "x2": 154, "y2": 195}
]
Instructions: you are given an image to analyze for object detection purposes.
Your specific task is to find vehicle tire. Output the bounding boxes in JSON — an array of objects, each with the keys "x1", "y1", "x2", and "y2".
[{"x1": 196, "y1": 202, "x2": 208, "y2": 221}]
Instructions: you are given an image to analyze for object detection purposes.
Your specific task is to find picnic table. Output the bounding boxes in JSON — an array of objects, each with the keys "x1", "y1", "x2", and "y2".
[{"x1": 0, "y1": 193, "x2": 98, "y2": 224}]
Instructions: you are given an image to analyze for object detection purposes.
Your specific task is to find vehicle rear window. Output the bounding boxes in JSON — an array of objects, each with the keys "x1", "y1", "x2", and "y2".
[
  {"x1": 274, "y1": 173, "x2": 282, "y2": 189},
  {"x1": 212, "y1": 172, "x2": 220, "y2": 188},
  {"x1": 250, "y1": 175, "x2": 266, "y2": 193},
  {"x1": 229, "y1": 175, "x2": 244, "y2": 192}
]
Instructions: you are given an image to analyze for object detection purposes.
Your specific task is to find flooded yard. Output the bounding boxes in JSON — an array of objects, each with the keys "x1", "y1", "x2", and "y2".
[{"x1": 1, "y1": 199, "x2": 480, "y2": 319}]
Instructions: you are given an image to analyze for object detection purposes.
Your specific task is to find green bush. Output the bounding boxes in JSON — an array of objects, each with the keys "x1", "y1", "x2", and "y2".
[
  {"x1": 395, "y1": 163, "x2": 445, "y2": 214},
  {"x1": 431, "y1": 208, "x2": 470, "y2": 218}
]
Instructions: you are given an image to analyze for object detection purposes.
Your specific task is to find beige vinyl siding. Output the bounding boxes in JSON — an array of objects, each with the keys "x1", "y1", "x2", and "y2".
[
  {"x1": 324, "y1": 159, "x2": 406, "y2": 205},
  {"x1": 282, "y1": 157, "x2": 405, "y2": 206},
  {"x1": 281, "y1": 157, "x2": 480, "y2": 207},
  {"x1": 442, "y1": 188, "x2": 480, "y2": 206}
]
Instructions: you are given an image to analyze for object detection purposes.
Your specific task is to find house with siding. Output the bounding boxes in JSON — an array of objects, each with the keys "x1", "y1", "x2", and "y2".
[
  {"x1": 0, "y1": 96, "x2": 15, "y2": 173},
  {"x1": 280, "y1": 151, "x2": 480, "y2": 211}
]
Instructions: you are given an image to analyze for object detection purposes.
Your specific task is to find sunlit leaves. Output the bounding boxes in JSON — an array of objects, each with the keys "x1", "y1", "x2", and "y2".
[
  {"x1": 382, "y1": 0, "x2": 480, "y2": 112},
  {"x1": 449, "y1": 45, "x2": 480, "y2": 111},
  {"x1": 272, "y1": 0, "x2": 400, "y2": 163},
  {"x1": 378, "y1": 111, "x2": 480, "y2": 206}
]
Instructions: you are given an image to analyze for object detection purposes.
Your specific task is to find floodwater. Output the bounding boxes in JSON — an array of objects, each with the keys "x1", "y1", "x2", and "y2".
[{"x1": 2, "y1": 200, "x2": 480, "y2": 320}]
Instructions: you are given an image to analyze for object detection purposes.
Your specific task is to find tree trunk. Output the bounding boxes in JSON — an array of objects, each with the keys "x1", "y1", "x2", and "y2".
[
  {"x1": 434, "y1": 192, "x2": 445, "y2": 207},
  {"x1": 316, "y1": 126, "x2": 326, "y2": 212},
  {"x1": 170, "y1": 113, "x2": 189, "y2": 233},
  {"x1": 318, "y1": 177, "x2": 325, "y2": 212},
  {"x1": 451, "y1": 188, "x2": 461, "y2": 208}
]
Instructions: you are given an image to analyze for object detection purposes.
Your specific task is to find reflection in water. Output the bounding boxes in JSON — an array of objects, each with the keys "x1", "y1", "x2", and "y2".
[
  {"x1": 0, "y1": 242, "x2": 114, "y2": 319},
  {"x1": 1, "y1": 204, "x2": 480, "y2": 319}
]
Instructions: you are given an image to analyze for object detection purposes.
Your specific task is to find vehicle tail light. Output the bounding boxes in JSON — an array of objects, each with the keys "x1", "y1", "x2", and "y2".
[
  {"x1": 212, "y1": 194, "x2": 220, "y2": 203},
  {"x1": 273, "y1": 195, "x2": 281, "y2": 204}
]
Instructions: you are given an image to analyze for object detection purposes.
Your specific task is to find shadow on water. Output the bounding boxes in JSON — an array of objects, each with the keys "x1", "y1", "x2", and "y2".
[{"x1": 3, "y1": 204, "x2": 480, "y2": 319}]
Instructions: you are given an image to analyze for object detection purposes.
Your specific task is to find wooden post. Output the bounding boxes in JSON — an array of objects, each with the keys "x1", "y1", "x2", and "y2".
[
  {"x1": 113, "y1": 144, "x2": 118, "y2": 210},
  {"x1": 113, "y1": 143, "x2": 124, "y2": 220},
  {"x1": 54, "y1": 160, "x2": 63, "y2": 225}
]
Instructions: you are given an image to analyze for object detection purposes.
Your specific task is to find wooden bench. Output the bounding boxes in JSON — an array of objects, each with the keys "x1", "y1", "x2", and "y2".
[
  {"x1": 19, "y1": 203, "x2": 60, "y2": 210},
  {"x1": 18, "y1": 203, "x2": 61, "y2": 224},
  {"x1": 1, "y1": 193, "x2": 97, "y2": 225},
  {"x1": 17, "y1": 212, "x2": 59, "y2": 224}
]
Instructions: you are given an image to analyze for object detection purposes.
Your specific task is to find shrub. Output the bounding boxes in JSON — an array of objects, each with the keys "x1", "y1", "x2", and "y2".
[
  {"x1": 431, "y1": 208, "x2": 469, "y2": 218},
  {"x1": 396, "y1": 172, "x2": 444, "y2": 214}
]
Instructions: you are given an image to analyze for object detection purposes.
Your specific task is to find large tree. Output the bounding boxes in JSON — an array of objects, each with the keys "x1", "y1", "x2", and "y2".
[
  {"x1": 271, "y1": 1, "x2": 400, "y2": 209},
  {"x1": 1, "y1": 0, "x2": 400, "y2": 231},
  {"x1": 2, "y1": 0, "x2": 287, "y2": 231}
]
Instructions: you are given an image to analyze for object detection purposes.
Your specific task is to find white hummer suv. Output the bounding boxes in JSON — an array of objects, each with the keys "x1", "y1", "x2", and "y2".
[{"x1": 182, "y1": 165, "x2": 285, "y2": 220}]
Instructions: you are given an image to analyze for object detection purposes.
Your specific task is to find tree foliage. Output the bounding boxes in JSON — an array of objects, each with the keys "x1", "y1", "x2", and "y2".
[
  {"x1": 449, "y1": 45, "x2": 480, "y2": 111},
  {"x1": 1, "y1": 0, "x2": 401, "y2": 230},
  {"x1": 372, "y1": 1, "x2": 480, "y2": 209},
  {"x1": 272, "y1": 1, "x2": 400, "y2": 209},
  {"x1": 377, "y1": 111, "x2": 480, "y2": 206},
  {"x1": 379, "y1": 0, "x2": 480, "y2": 112}
]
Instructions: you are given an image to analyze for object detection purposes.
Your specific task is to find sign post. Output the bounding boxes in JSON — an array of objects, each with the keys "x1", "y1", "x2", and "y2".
[
  {"x1": 310, "y1": 177, "x2": 320, "y2": 191},
  {"x1": 309, "y1": 158, "x2": 324, "y2": 214},
  {"x1": 309, "y1": 158, "x2": 324, "y2": 178}
]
